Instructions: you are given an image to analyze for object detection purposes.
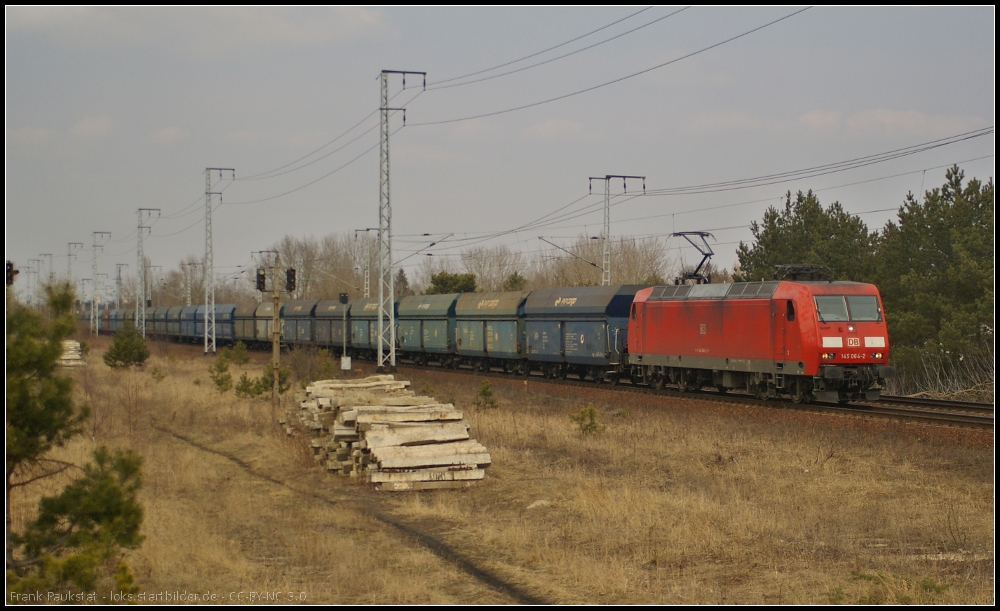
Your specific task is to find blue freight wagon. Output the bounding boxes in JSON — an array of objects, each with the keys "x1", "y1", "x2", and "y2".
[
  {"x1": 314, "y1": 299, "x2": 351, "y2": 350},
  {"x1": 254, "y1": 302, "x2": 283, "y2": 345},
  {"x1": 180, "y1": 306, "x2": 199, "y2": 340},
  {"x1": 454, "y1": 291, "x2": 529, "y2": 372},
  {"x1": 233, "y1": 302, "x2": 258, "y2": 345},
  {"x1": 167, "y1": 306, "x2": 184, "y2": 338},
  {"x1": 283, "y1": 300, "x2": 319, "y2": 345},
  {"x1": 524, "y1": 285, "x2": 644, "y2": 381},
  {"x1": 153, "y1": 306, "x2": 170, "y2": 336},
  {"x1": 397, "y1": 293, "x2": 460, "y2": 366},
  {"x1": 194, "y1": 305, "x2": 208, "y2": 339},
  {"x1": 215, "y1": 304, "x2": 237, "y2": 342}
]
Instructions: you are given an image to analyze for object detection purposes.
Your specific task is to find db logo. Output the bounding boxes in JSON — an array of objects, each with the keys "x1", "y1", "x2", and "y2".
[{"x1": 847, "y1": 337, "x2": 860, "y2": 347}]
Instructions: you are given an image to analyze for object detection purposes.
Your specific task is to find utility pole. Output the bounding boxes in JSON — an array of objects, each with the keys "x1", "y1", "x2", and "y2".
[
  {"x1": 116, "y1": 264, "x2": 128, "y2": 309},
  {"x1": 90, "y1": 232, "x2": 110, "y2": 334},
  {"x1": 67, "y1": 242, "x2": 83, "y2": 282},
  {"x1": 136, "y1": 208, "x2": 159, "y2": 336},
  {"x1": 272, "y1": 254, "x2": 281, "y2": 414},
  {"x1": 377, "y1": 69, "x2": 425, "y2": 372},
  {"x1": 40, "y1": 254, "x2": 53, "y2": 283},
  {"x1": 589, "y1": 175, "x2": 645, "y2": 286},
  {"x1": 204, "y1": 168, "x2": 235, "y2": 354}
]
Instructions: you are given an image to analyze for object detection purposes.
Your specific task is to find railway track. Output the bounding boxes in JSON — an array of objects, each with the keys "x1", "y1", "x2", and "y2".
[{"x1": 391, "y1": 362, "x2": 994, "y2": 430}]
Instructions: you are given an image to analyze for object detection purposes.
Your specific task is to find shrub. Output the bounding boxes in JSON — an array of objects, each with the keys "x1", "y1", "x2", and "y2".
[
  {"x1": 222, "y1": 341, "x2": 250, "y2": 368},
  {"x1": 288, "y1": 346, "x2": 336, "y2": 384},
  {"x1": 208, "y1": 354, "x2": 232, "y2": 394},
  {"x1": 103, "y1": 323, "x2": 150, "y2": 369},
  {"x1": 235, "y1": 372, "x2": 263, "y2": 399},
  {"x1": 473, "y1": 380, "x2": 498, "y2": 408},
  {"x1": 570, "y1": 403, "x2": 605, "y2": 435},
  {"x1": 234, "y1": 367, "x2": 292, "y2": 399},
  {"x1": 259, "y1": 366, "x2": 292, "y2": 395}
]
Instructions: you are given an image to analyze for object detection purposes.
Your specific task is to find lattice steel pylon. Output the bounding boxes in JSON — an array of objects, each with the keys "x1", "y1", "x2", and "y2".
[
  {"x1": 589, "y1": 175, "x2": 646, "y2": 286},
  {"x1": 377, "y1": 69, "x2": 425, "y2": 371},
  {"x1": 204, "y1": 168, "x2": 235, "y2": 354},
  {"x1": 90, "y1": 231, "x2": 110, "y2": 334},
  {"x1": 116, "y1": 263, "x2": 127, "y2": 310},
  {"x1": 67, "y1": 242, "x2": 83, "y2": 282},
  {"x1": 135, "y1": 209, "x2": 159, "y2": 336}
]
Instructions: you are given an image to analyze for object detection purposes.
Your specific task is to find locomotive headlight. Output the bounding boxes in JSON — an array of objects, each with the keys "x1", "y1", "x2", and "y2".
[
  {"x1": 848, "y1": 325, "x2": 855, "y2": 332},
  {"x1": 822, "y1": 352, "x2": 836, "y2": 360},
  {"x1": 872, "y1": 352, "x2": 883, "y2": 359}
]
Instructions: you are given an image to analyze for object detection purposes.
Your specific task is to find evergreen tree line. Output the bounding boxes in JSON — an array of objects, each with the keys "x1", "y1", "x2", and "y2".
[{"x1": 735, "y1": 166, "x2": 993, "y2": 399}]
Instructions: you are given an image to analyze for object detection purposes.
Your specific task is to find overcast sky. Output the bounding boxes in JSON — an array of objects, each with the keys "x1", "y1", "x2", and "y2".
[{"x1": 5, "y1": 6, "x2": 995, "y2": 298}]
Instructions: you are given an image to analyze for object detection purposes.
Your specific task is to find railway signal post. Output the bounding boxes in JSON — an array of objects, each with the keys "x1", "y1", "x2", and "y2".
[{"x1": 271, "y1": 255, "x2": 280, "y2": 414}]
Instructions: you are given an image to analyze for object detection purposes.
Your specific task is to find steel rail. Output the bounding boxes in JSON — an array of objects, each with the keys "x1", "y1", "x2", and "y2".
[{"x1": 392, "y1": 362, "x2": 994, "y2": 430}]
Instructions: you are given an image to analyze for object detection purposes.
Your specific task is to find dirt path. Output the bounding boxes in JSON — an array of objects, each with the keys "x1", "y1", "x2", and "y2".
[{"x1": 150, "y1": 422, "x2": 549, "y2": 604}]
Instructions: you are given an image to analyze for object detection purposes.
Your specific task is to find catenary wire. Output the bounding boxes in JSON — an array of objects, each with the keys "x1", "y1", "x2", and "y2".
[
  {"x1": 427, "y1": 7, "x2": 691, "y2": 91},
  {"x1": 429, "y1": 6, "x2": 654, "y2": 86},
  {"x1": 410, "y1": 7, "x2": 812, "y2": 127}
]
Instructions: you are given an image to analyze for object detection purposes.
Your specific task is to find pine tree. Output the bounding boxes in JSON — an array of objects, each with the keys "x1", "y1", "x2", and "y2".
[
  {"x1": 734, "y1": 190, "x2": 876, "y2": 282},
  {"x1": 6, "y1": 282, "x2": 144, "y2": 594}
]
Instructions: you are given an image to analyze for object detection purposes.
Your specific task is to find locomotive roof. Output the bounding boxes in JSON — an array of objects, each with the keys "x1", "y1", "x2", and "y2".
[{"x1": 647, "y1": 280, "x2": 873, "y2": 301}]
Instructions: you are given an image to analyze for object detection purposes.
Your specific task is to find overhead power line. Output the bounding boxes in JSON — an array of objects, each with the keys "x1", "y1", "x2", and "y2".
[
  {"x1": 225, "y1": 123, "x2": 406, "y2": 206},
  {"x1": 406, "y1": 136, "x2": 993, "y2": 256},
  {"x1": 429, "y1": 6, "x2": 655, "y2": 86},
  {"x1": 410, "y1": 7, "x2": 812, "y2": 127},
  {"x1": 238, "y1": 89, "x2": 413, "y2": 181},
  {"x1": 642, "y1": 127, "x2": 994, "y2": 196},
  {"x1": 427, "y1": 7, "x2": 691, "y2": 91}
]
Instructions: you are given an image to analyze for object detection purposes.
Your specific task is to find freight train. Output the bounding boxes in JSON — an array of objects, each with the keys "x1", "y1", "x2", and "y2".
[{"x1": 93, "y1": 276, "x2": 895, "y2": 403}]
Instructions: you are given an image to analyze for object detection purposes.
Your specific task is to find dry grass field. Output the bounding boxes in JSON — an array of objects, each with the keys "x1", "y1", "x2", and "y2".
[{"x1": 13, "y1": 334, "x2": 993, "y2": 604}]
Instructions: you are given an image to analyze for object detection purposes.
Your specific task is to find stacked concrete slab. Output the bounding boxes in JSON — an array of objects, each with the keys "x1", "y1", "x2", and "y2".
[
  {"x1": 57, "y1": 340, "x2": 85, "y2": 367},
  {"x1": 284, "y1": 375, "x2": 491, "y2": 491}
]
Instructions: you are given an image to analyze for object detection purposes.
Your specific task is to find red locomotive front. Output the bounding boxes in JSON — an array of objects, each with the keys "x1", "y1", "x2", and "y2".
[{"x1": 626, "y1": 280, "x2": 894, "y2": 403}]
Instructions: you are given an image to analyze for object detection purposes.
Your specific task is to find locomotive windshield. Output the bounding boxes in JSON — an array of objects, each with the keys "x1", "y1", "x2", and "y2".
[
  {"x1": 846, "y1": 295, "x2": 881, "y2": 321},
  {"x1": 814, "y1": 295, "x2": 881, "y2": 322}
]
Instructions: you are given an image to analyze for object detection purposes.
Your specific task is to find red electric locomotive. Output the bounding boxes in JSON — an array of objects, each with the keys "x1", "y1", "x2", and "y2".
[{"x1": 624, "y1": 275, "x2": 895, "y2": 403}]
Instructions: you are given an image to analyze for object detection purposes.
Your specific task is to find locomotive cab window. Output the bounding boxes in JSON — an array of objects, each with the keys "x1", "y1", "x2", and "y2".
[
  {"x1": 846, "y1": 295, "x2": 881, "y2": 321},
  {"x1": 631, "y1": 304, "x2": 637, "y2": 320},
  {"x1": 814, "y1": 296, "x2": 849, "y2": 322},
  {"x1": 785, "y1": 300, "x2": 795, "y2": 322},
  {"x1": 814, "y1": 295, "x2": 881, "y2": 322}
]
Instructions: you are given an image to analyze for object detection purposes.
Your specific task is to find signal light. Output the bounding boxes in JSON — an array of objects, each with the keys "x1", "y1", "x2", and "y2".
[
  {"x1": 286, "y1": 268, "x2": 296, "y2": 292},
  {"x1": 256, "y1": 268, "x2": 266, "y2": 291}
]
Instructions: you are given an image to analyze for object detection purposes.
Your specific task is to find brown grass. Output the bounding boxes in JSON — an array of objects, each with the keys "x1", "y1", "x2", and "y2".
[{"x1": 12, "y1": 334, "x2": 993, "y2": 604}]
